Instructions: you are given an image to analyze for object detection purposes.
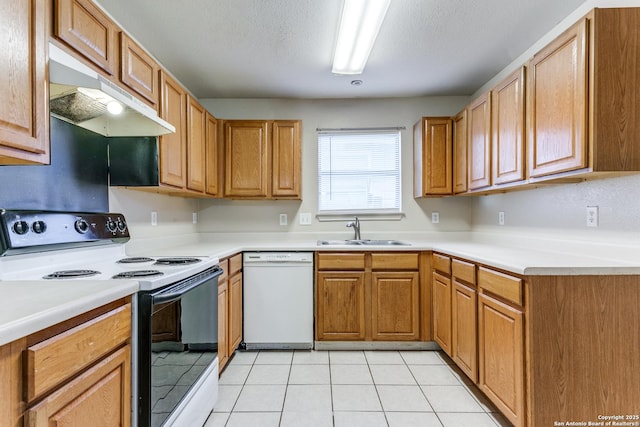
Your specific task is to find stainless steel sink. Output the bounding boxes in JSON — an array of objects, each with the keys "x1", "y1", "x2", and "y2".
[{"x1": 317, "y1": 239, "x2": 411, "y2": 246}]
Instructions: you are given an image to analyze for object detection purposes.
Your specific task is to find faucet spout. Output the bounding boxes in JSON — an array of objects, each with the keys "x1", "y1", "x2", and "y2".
[{"x1": 346, "y1": 216, "x2": 361, "y2": 240}]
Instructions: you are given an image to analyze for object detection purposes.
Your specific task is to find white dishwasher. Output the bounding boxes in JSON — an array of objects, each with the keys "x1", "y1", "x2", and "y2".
[{"x1": 243, "y1": 252, "x2": 314, "y2": 350}]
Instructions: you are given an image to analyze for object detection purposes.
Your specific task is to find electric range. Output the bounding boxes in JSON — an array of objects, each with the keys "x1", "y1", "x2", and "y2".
[{"x1": 0, "y1": 209, "x2": 222, "y2": 427}]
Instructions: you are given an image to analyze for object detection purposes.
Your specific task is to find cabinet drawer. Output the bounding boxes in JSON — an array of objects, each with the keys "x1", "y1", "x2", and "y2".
[
  {"x1": 478, "y1": 267, "x2": 523, "y2": 305},
  {"x1": 229, "y1": 253, "x2": 242, "y2": 276},
  {"x1": 26, "y1": 303, "x2": 131, "y2": 402},
  {"x1": 317, "y1": 253, "x2": 365, "y2": 270},
  {"x1": 371, "y1": 253, "x2": 419, "y2": 270},
  {"x1": 218, "y1": 258, "x2": 229, "y2": 283},
  {"x1": 452, "y1": 259, "x2": 476, "y2": 285},
  {"x1": 432, "y1": 253, "x2": 451, "y2": 275}
]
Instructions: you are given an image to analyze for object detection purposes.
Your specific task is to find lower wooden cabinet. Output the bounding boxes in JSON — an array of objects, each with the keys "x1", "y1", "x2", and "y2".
[
  {"x1": 432, "y1": 271, "x2": 452, "y2": 354},
  {"x1": 451, "y1": 258, "x2": 478, "y2": 382},
  {"x1": 316, "y1": 252, "x2": 423, "y2": 342},
  {"x1": 478, "y1": 293, "x2": 524, "y2": 427},
  {"x1": 0, "y1": 299, "x2": 132, "y2": 427},
  {"x1": 218, "y1": 254, "x2": 242, "y2": 372}
]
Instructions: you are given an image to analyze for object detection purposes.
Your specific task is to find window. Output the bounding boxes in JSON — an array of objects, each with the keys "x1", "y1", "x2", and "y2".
[{"x1": 318, "y1": 128, "x2": 401, "y2": 215}]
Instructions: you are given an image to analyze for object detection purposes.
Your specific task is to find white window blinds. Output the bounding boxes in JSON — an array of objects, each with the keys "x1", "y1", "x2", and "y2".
[{"x1": 318, "y1": 128, "x2": 401, "y2": 213}]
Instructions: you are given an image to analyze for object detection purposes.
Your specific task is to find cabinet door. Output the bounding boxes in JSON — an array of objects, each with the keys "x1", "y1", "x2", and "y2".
[
  {"x1": 272, "y1": 120, "x2": 301, "y2": 198},
  {"x1": 478, "y1": 293, "x2": 524, "y2": 427},
  {"x1": 54, "y1": 0, "x2": 118, "y2": 76},
  {"x1": 371, "y1": 272, "x2": 420, "y2": 341},
  {"x1": 316, "y1": 272, "x2": 366, "y2": 341},
  {"x1": 158, "y1": 71, "x2": 187, "y2": 188},
  {"x1": 26, "y1": 345, "x2": 131, "y2": 427},
  {"x1": 453, "y1": 110, "x2": 468, "y2": 194},
  {"x1": 468, "y1": 93, "x2": 492, "y2": 190},
  {"x1": 205, "y1": 113, "x2": 221, "y2": 196},
  {"x1": 452, "y1": 281, "x2": 477, "y2": 382},
  {"x1": 217, "y1": 279, "x2": 229, "y2": 372},
  {"x1": 432, "y1": 271, "x2": 452, "y2": 355},
  {"x1": 0, "y1": 0, "x2": 49, "y2": 165},
  {"x1": 0, "y1": 339, "x2": 25, "y2": 427},
  {"x1": 186, "y1": 95, "x2": 206, "y2": 193},
  {"x1": 224, "y1": 120, "x2": 269, "y2": 198},
  {"x1": 229, "y1": 272, "x2": 243, "y2": 352},
  {"x1": 528, "y1": 19, "x2": 588, "y2": 178},
  {"x1": 120, "y1": 32, "x2": 159, "y2": 107},
  {"x1": 492, "y1": 67, "x2": 526, "y2": 185},
  {"x1": 413, "y1": 117, "x2": 453, "y2": 197}
]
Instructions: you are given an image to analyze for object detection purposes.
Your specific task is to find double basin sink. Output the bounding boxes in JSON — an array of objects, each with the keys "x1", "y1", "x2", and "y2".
[{"x1": 317, "y1": 239, "x2": 411, "y2": 246}]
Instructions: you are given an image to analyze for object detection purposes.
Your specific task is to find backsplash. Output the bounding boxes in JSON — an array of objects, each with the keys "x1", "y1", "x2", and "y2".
[{"x1": 0, "y1": 117, "x2": 109, "y2": 212}]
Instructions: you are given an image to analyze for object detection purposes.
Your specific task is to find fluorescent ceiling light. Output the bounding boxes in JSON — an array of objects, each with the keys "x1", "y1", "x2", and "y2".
[{"x1": 332, "y1": 0, "x2": 391, "y2": 75}]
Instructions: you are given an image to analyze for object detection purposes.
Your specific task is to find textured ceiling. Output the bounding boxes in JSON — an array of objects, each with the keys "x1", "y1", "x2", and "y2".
[{"x1": 94, "y1": 0, "x2": 586, "y2": 99}]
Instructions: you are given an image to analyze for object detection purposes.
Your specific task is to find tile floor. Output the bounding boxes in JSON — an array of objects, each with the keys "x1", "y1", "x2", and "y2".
[{"x1": 203, "y1": 350, "x2": 512, "y2": 427}]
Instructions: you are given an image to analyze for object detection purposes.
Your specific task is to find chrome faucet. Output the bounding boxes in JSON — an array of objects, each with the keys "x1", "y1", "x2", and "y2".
[{"x1": 346, "y1": 216, "x2": 361, "y2": 240}]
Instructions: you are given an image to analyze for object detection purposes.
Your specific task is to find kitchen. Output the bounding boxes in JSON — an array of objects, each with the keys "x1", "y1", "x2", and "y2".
[{"x1": 1, "y1": 0, "x2": 640, "y2": 427}]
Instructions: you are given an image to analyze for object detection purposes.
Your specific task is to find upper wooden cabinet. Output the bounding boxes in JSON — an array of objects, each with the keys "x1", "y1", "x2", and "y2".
[
  {"x1": 529, "y1": 8, "x2": 640, "y2": 179},
  {"x1": 0, "y1": 0, "x2": 50, "y2": 165},
  {"x1": 224, "y1": 120, "x2": 302, "y2": 199},
  {"x1": 413, "y1": 117, "x2": 453, "y2": 197},
  {"x1": 120, "y1": 33, "x2": 160, "y2": 108},
  {"x1": 205, "y1": 113, "x2": 222, "y2": 197},
  {"x1": 186, "y1": 95, "x2": 207, "y2": 192},
  {"x1": 54, "y1": 0, "x2": 119, "y2": 76},
  {"x1": 468, "y1": 93, "x2": 492, "y2": 190},
  {"x1": 158, "y1": 71, "x2": 187, "y2": 189},
  {"x1": 453, "y1": 110, "x2": 468, "y2": 194},
  {"x1": 492, "y1": 67, "x2": 526, "y2": 185}
]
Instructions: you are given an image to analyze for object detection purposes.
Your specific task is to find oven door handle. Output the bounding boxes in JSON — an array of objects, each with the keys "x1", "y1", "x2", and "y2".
[{"x1": 151, "y1": 266, "x2": 223, "y2": 304}]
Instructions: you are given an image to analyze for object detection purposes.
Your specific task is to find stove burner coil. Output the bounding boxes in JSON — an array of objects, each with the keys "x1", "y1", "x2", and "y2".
[
  {"x1": 117, "y1": 257, "x2": 154, "y2": 264},
  {"x1": 43, "y1": 270, "x2": 101, "y2": 279},
  {"x1": 154, "y1": 257, "x2": 201, "y2": 266},
  {"x1": 112, "y1": 270, "x2": 164, "y2": 279}
]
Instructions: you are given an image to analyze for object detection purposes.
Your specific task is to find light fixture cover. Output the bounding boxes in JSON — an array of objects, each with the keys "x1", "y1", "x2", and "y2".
[{"x1": 332, "y1": 0, "x2": 391, "y2": 75}]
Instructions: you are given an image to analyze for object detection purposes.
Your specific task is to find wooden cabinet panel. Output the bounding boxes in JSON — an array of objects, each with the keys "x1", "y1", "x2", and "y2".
[
  {"x1": 528, "y1": 18, "x2": 587, "y2": 178},
  {"x1": 217, "y1": 279, "x2": 229, "y2": 372},
  {"x1": 371, "y1": 272, "x2": 420, "y2": 340},
  {"x1": 186, "y1": 95, "x2": 206, "y2": 192},
  {"x1": 432, "y1": 253, "x2": 451, "y2": 275},
  {"x1": 229, "y1": 270, "x2": 243, "y2": 352},
  {"x1": 158, "y1": 71, "x2": 187, "y2": 188},
  {"x1": 478, "y1": 267, "x2": 523, "y2": 305},
  {"x1": 317, "y1": 252, "x2": 366, "y2": 270},
  {"x1": 205, "y1": 113, "x2": 222, "y2": 196},
  {"x1": 413, "y1": 117, "x2": 453, "y2": 197},
  {"x1": 0, "y1": 339, "x2": 25, "y2": 427},
  {"x1": 316, "y1": 272, "x2": 366, "y2": 340},
  {"x1": 492, "y1": 67, "x2": 526, "y2": 184},
  {"x1": 272, "y1": 120, "x2": 301, "y2": 198},
  {"x1": 120, "y1": 32, "x2": 159, "y2": 107},
  {"x1": 229, "y1": 253, "x2": 242, "y2": 276},
  {"x1": 451, "y1": 259, "x2": 475, "y2": 285},
  {"x1": 371, "y1": 253, "x2": 419, "y2": 270},
  {"x1": 26, "y1": 303, "x2": 131, "y2": 402},
  {"x1": 452, "y1": 281, "x2": 477, "y2": 382},
  {"x1": 0, "y1": 0, "x2": 49, "y2": 165},
  {"x1": 224, "y1": 120, "x2": 269, "y2": 198},
  {"x1": 453, "y1": 110, "x2": 468, "y2": 194},
  {"x1": 468, "y1": 93, "x2": 492, "y2": 189},
  {"x1": 26, "y1": 345, "x2": 131, "y2": 427},
  {"x1": 432, "y1": 271, "x2": 452, "y2": 355},
  {"x1": 54, "y1": 0, "x2": 118, "y2": 76},
  {"x1": 478, "y1": 293, "x2": 524, "y2": 427}
]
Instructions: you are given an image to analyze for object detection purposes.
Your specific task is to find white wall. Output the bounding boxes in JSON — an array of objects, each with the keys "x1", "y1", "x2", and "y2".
[{"x1": 198, "y1": 97, "x2": 473, "y2": 237}]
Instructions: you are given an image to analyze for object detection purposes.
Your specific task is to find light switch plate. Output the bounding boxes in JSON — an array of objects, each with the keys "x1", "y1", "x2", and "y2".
[
  {"x1": 299, "y1": 213, "x2": 312, "y2": 225},
  {"x1": 151, "y1": 211, "x2": 157, "y2": 226},
  {"x1": 279, "y1": 213, "x2": 288, "y2": 226},
  {"x1": 498, "y1": 211, "x2": 505, "y2": 225},
  {"x1": 431, "y1": 212, "x2": 440, "y2": 224}
]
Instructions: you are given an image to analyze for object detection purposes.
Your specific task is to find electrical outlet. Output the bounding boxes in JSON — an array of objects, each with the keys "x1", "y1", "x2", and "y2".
[
  {"x1": 279, "y1": 213, "x2": 288, "y2": 226},
  {"x1": 498, "y1": 211, "x2": 505, "y2": 226},
  {"x1": 431, "y1": 212, "x2": 440, "y2": 224},
  {"x1": 299, "y1": 213, "x2": 312, "y2": 225},
  {"x1": 586, "y1": 206, "x2": 598, "y2": 227},
  {"x1": 192, "y1": 212, "x2": 198, "y2": 224},
  {"x1": 151, "y1": 211, "x2": 157, "y2": 226}
]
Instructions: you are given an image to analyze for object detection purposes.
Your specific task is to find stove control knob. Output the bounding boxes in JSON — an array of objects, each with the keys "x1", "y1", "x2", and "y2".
[
  {"x1": 12, "y1": 221, "x2": 29, "y2": 235},
  {"x1": 116, "y1": 218, "x2": 127, "y2": 233},
  {"x1": 32, "y1": 220, "x2": 47, "y2": 234},
  {"x1": 106, "y1": 219, "x2": 118, "y2": 233},
  {"x1": 74, "y1": 219, "x2": 90, "y2": 234}
]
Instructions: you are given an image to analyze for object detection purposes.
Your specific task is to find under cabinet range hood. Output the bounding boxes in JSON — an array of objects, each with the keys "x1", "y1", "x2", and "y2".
[{"x1": 49, "y1": 43, "x2": 175, "y2": 137}]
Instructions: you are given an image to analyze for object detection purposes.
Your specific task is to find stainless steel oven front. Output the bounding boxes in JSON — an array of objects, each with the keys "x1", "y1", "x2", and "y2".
[{"x1": 135, "y1": 265, "x2": 223, "y2": 427}]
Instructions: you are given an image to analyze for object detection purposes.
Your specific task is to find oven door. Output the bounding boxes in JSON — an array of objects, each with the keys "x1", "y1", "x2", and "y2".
[{"x1": 136, "y1": 266, "x2": 223, "y2": 427}]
